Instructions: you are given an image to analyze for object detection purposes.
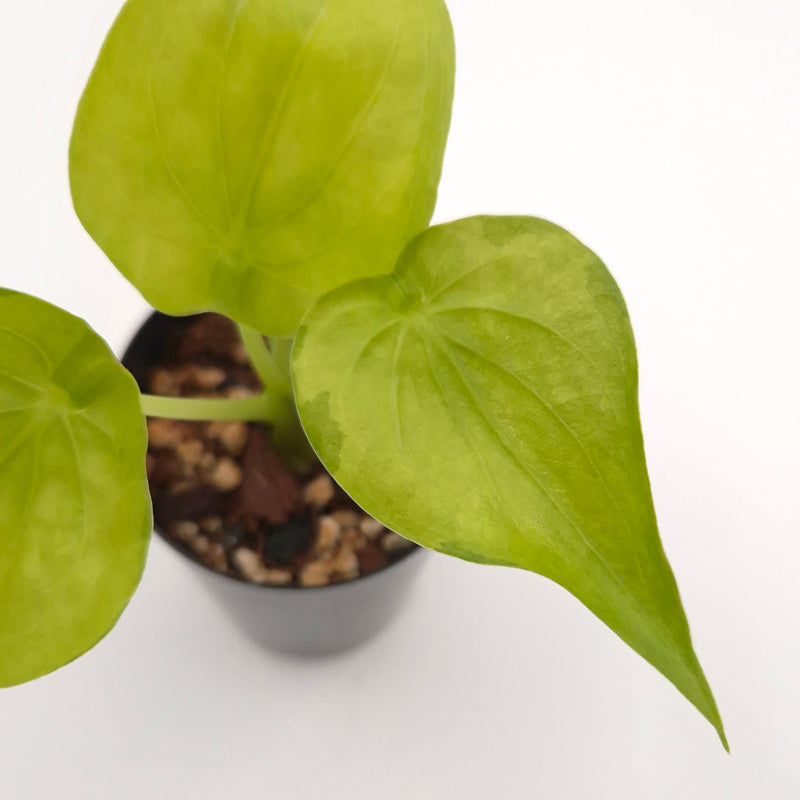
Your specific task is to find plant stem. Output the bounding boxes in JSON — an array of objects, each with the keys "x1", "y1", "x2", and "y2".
[
  {"x1": 233, "y1": 325, "x2": 313, "y2": 468},
  {"x1": 237, "y1": 324, "x2": 293, "y2": 396},
  {"x1": 271, "y1": 337, "x2": 293, "y2": 384},
  {"x1": 141, "y1": 326, "x2": 313, "y2": 470},
  {"x1": 139, "y1": 392, "x2": 292, "y2": 426}
]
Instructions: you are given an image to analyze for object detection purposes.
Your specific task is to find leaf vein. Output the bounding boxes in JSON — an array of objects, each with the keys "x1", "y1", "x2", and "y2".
[
  {"x1": 349, "y1": 318, "x2": 403, "y2": 378},
  {"x1": 249, "y1": 24, "x2": 402, "y2": 239},
  {"x1": 148, "y1": 36, "x2": 225, "y2": 243},
  {"x1": 390, "y1": 326, "x2": 408, "y2": 453},
  {"x1": 433, "y1": 335, "x2": 647, "y2": 620},
  {"x1": 0, "y1": 369, "x2": 44, "y2": 394},
  {"x1": 419, "y1": 331, "x2": 507, "y2": 518},
  {"x1": 60, "y1": 417, "x2": 88, "y2": 555},
  {"x1": 433, "y1": 304, "x2": 619, "y2": 416},
  {"x1": 440, "y1": 331, "x2": 640, "y2": 559},
  {"x1": 216, "y1": 0, "x2": 250, "y2": 225},
  {"x1": 234, "y1": 4, "x2": 327, "y2": 237},
  {"x1": 0, "y1": 326, "x2": 53, "y2": 370}
]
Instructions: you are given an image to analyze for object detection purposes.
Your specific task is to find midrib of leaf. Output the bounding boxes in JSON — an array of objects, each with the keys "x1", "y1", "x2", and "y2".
[
  {"x1": 418, "y1": 329, "x2": 509, "y2": 522},
  {"x1": 231, "y1": 4, "x2": 327, "y2": 243},
  {"x1": 389, "y1": 325, "x2": 409, "y2": 453},
  {"x1": 395, "y1": 0, "x2": 434, "y2": 246},
  {"x1": 215, "y1": 0, "x2": 251, "y2": 225},
  {"x1": 147, "y1": 36, "x2": 226, "y2": 245},
  {"x1": 141, "y1": 2, "x2": 417, "y2": 288},
  {"x1": 428, "y1": 332, "x2": 726, "y2": 735},
  {"x1": 430, "y1": 332, "x2": 656, "y2": 633},
  {"x1": 248, "y1": 23, "x2": 403, "y2": 240},
  {"x1": 438, "y1": 329, "x2": 643, "y2": 579}
]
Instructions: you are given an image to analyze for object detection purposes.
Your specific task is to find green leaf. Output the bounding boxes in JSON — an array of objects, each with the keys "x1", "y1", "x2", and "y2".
[
  {"x1": 0, "y1": 290, "x2": 151, "y2": 687},
  {"x1": 292, "y1": 216, "x2": 727, "y2": 747},
  {"x1": 69, "y1": 0, "x2": 455, "y2": 336}
]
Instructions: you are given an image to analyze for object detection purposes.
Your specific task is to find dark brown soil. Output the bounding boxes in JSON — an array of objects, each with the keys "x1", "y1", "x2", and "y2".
[{"x1": 144, "y1": 313, "x2": 415, "y2": 587}]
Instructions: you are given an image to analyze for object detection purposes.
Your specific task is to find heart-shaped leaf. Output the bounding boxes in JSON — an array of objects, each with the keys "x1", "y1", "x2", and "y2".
[
  {"x1": 70, "y1": 0, "x2": 455, "y2": 336},
  {"x1": 292, "y1": 216, "x2": 727, "y2": 747},
  {"x1": 0, "y1": 290, "x2": 151, "y2": 687}
]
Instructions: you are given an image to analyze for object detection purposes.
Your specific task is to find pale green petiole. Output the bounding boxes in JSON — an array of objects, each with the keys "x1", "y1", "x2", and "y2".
[
  {"x1": 138, "y1": 325, "x2": 294, "y2": 430},
  {"x1": 138, "y1": 392, "x2": 292, "y2": 426},
  {"x1": 139, "y1": 325, "x2": 313, "y2": 471},
  {"x1": 237, "y1": 324, "x2": 293, "y2": 397}
]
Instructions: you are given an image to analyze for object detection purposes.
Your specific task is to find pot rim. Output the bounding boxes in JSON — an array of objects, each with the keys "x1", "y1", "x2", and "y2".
[
  {"x1": 124, "y1": 309, "x2": 423, "y2": 594},
  {"x1": 153, "y1": 522, "x2": 424, "y2": 593}
]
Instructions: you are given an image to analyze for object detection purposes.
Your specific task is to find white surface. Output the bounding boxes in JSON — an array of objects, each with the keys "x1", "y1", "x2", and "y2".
[{"x1": 1, "y1": 0, "x2": 798, "y2": 797}]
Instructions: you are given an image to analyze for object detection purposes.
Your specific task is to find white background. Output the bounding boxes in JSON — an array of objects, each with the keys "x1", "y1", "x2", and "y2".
[{"x1": 1, "y1": 0, "x2": 798, "y2": 797}]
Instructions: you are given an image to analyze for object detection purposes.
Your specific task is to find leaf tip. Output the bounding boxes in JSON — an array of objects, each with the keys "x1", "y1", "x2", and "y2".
[{"x1": 714, "y1": 717, "x2": 730, "y2": 753}]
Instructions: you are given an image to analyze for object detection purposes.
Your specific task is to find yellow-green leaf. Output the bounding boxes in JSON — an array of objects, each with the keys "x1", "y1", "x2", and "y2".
[
  {"x1": 70, "y1": 0, "x2": 455, "y2": 336},
  {"x1": 0, "y1": 290, "x2": 151, "y2": 687},
  {"x1": 292, "y1": 216, "x2": 727, "y2": 747}
]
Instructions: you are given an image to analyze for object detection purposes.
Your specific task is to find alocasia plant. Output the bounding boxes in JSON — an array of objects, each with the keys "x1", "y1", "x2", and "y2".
[{"x1": 0, "y1": 0, "x2": 726, "y2": 749}]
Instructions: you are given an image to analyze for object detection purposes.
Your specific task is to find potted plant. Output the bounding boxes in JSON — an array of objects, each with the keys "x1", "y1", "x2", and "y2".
[
  {"x1": 0, "y1": 0, "x2": 726, "y2": 749},
  {"x1": 120, "y1": 308, "x2": 430, "y2": 656}
]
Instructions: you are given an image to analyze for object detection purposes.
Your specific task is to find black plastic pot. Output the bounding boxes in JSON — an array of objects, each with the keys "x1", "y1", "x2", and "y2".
[{"x1": 122, "y1": 312, "x2": 426, "y2": 656}]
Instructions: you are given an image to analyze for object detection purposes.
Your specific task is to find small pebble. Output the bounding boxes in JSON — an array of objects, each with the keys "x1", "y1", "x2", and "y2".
[
  {"x1": 191, "y1": 535, "x2": 211, "y2": 557},
  {"x1": 343, "y1": 527, "x2": 367, "y2": 551},
  {"x1": 303, "y1": 474, "x2": 335, "y2": 508},
  {"x1": 147, "y1": 418, "x2": 184, "y2": 449},
  {"x1": 170, "y1": 520, "x2": 199, "y2": 544},
  {"x1": 205, "y1": 542, "x2": 227, "y2": 572},
  {"x1": 176, "y1": 439, "x2": 204, "y2": 466},
  {"x1": 192, "y1": 366, "x2": 226, "y2": 389},
  {"x1": 147, "y1": 315, "x2": 420, "y2": 590},
  {"x1": 315, "y1": 515, "x2": 342, "y2": 553},
  {"x1": 263, "y1": 569, "x2": 293, "y2": 586},
  {"x1": 210, "y1": 457, "x2": 243, "y2": 491},
  {"x1": 359, "y1": 516, "x2": 385, "y2": 539},
  {"x1": 149, "y1": 368, "x2": 179, "y2": 396},
  {"x1": 331, "y1": 547, "x2": 360, "y2": 580},
  {"x1": 207, "y1": 421, "x2": 248, "y2": 456},
  {"x1": 381, "y1": 532, "x2": 414, "y2": 553},
  {"x1": 200, "y1": 516, "x2": 223, "y2": 535},
  {"x1": 232, "y1": 548, "x2": 266, "y2": 582},
  {"x1": 299, "y1": 561, "x2": 331, "y2": 587},
  {"x1": 332, "y1": 509, "x2": 360, "y2": 528},
  {"x1": 169, "y1": 479, "x2": 199, "y2": 495}
]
